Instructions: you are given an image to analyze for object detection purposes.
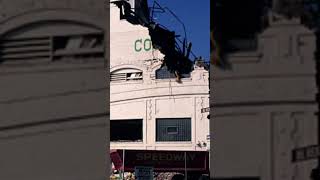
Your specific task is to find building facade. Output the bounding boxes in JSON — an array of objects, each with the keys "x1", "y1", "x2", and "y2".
[
  {"x1": 110, "y1": 0, "x2": 209, "y2": 151},
  {"x1": 110, "y1": 1, "x2": 210, "y2": 153},
  {"x1": 211, "y1": 14, "x2": 318, "y2": 180}
]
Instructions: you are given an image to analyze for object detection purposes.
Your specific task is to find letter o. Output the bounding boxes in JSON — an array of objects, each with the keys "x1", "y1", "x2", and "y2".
[{"x1": 144, "y1": 39, "x2": 152, "y2": 51}]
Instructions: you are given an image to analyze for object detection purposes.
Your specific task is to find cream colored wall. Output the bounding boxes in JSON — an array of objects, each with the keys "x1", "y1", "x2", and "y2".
[
  {"x1": 110, "y1": 3, "x2": 164, "y2": 66},
  {"x1": 110, "y1": 4, "x2": 209, "y2": 152}
]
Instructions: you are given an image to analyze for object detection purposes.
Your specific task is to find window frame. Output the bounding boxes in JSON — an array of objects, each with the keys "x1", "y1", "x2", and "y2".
[
  {"x1": 155, "y1": 117, "x2": 192, "y2": 142},
  {"x1": 154, "y1": 65, "x2": 192, "y2": 80},
  {"x1": 110, "y1": 68, "x2": 143, "y2": 83},
  {"x1": 0, "y1": 23, "x2": 105, "y2": 66},
  {"x1": 110, "y1": 119, "x2": 144, "y2": 142}
]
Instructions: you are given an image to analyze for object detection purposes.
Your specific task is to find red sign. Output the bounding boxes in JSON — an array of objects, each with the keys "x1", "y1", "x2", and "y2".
[
  {"x1": 110, "y1": 150, "x2": 123, "y2": 170},
  {"x1": 110, "y1": 149, "x2": 209, "y2": 173}
]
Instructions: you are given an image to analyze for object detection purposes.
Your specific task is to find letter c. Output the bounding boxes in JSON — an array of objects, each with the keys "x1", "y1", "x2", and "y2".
[{"x1": 135, "y1": 39, "x2": 142, "y2": 52}]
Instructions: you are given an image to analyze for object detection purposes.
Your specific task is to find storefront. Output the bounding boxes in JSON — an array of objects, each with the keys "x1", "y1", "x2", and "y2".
[{"x1": 110, "y1": 149, "x2": 209, "y2": 179}]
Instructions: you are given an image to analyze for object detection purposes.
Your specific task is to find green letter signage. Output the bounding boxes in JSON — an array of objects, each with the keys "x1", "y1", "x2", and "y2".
[
  {"x1": 134, "y1": 38, "x2": 152, "y2": 52},
  {"x1": 135, "y1": 39, "x2": 143, "y2": 52},
  {"x1": 144, "y1": 39, "x2": 152, "y2": 51}
]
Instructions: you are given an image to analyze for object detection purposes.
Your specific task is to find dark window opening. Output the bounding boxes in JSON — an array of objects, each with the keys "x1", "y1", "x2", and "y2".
[
  {"x1": 53, "y1": 34, "x2": 103, "y2": 50},
  {"x1": 52, "y1": 33, "x2": 104, "y2": 60},
  {"x1": 155, "y1": 65, "x2": 190, "y2": 79},
  {"x1": 53, "y1": 37, "x2": 68, "y2": 50},
  {"x1": 126, "y1": 72, "x2": 143, "y2": 80},
  {"x1": 111, "y1": 119, "x2": 143, "y2": 142},
  {"x1": 156, "y1": 118, "x2": 191, "y2": 142}
]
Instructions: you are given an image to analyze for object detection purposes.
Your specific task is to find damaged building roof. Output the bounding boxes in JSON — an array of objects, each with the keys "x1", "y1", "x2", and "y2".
[{"x1": 111, "y1": 0, "x2": 200, "y2": 81}]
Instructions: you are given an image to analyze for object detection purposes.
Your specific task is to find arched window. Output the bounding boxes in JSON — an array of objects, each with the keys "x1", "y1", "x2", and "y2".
[
  {"x1": 0, "y1": 21, "x2": 104, "y2": 64},
  {"x1": 111, "y1": 68, "x2": 143, "y2": 82}
]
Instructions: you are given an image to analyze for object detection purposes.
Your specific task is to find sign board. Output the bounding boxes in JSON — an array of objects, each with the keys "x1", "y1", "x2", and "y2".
[
  {"x1": 110, "y1": 150, "x2": 123, "y2": 170},
  {"x1": 201, "y1": 107, "x2": 210, "y2": 113},
  {"x1": 111, "y1": 149, "x2": 209, "y2": 173},
  {"x1": 134, "y1": 166, "x2": 153, "y2": 180},
  {"x1": 292, "y1": 144, "x2": 320, "y2": 162}
]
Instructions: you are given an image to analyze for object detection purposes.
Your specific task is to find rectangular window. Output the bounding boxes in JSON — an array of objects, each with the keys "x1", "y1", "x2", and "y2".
[
  {"x1": 111, "y1": 119, "x2": 143, "y2": 142},
  {"x1": 156, "y1": 118, "x2": 191, "y2": 142},
  {"x1": 155, "y1": 66, "x2": 191, "y2": 79}
]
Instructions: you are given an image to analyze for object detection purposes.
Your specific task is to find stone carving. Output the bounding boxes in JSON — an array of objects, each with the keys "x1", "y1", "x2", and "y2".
[
  {"x1": 198, "y1": 97, "x2": 204, "y2": 121},
  {"x1": 143, "y1": 58, "x2": 162, "y2": 72},
  {"x1": 271, "y1": 111, "x2": 311, "y2": 180},
  {"x1": 147, "y1": 99, "x2": 152, "y2": 121},
  {"x1": 290, "y1": 112, "x2": 303, "y2": 147},
  {"x1": 271, "y1": 112, "x2": 291, "y2": 180}
]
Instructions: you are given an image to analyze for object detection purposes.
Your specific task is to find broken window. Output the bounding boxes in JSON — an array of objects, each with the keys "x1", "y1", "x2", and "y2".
[
  {"x1": 52, "y1": 33, "x2": 104, "y2": 61},
  {"x1": 155, "y1": 65, "x2": 190, "y2": 79},
  {"x1": 0, "y1": 19, "x2": 104, "y2": 65},
  {"x1": 0, "y1": 33, "x2": 104, "y2": 64},
  {"x1": 111, "y1": 68, "x2": 143, "y2": 82},
  {"x1": 156, "y1": 118, "x2": 191, "y2": 142},
  {"x1": 111, "y1": 119, "x2": 143, "y2": 142},
  {"x1": 112, "y1": 0, "x2": 195, "y2": 79}
]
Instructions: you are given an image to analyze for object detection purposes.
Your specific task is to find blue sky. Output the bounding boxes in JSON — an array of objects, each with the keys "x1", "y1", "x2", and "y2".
[{"x1": 147, "y1": 0, "x2": 210, "y2": 62}]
